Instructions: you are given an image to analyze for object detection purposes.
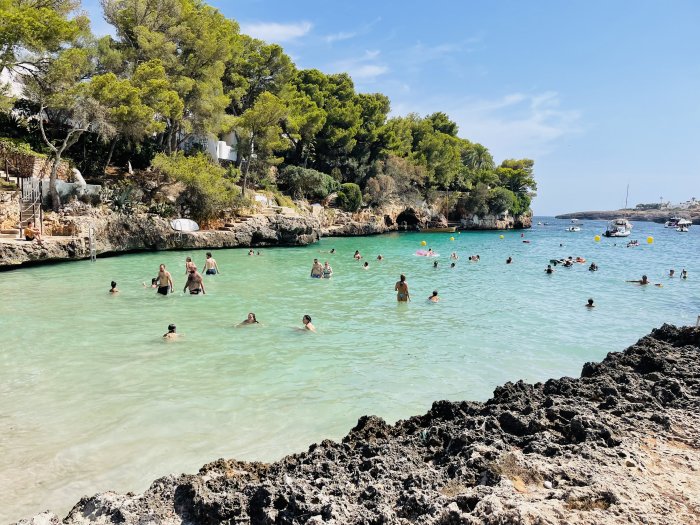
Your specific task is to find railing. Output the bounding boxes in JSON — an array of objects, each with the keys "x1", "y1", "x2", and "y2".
[{"x1": 18, "y1": 177, "x2": 43, "y2": 237}]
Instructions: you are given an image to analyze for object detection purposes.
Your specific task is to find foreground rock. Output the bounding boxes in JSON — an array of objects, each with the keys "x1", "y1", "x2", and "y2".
[
  {"x1": 0, "y1": 208, "x2": 320, "y2": 269},
  {"x1": 19, "y1": 324, "x2": 700, "y2": 524}
]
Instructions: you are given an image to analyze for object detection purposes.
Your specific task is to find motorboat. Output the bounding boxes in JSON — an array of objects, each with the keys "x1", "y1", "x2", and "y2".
[
  {"x1": 665, "y1": 217, "x2": 682, "y2": 228},
  {"x1": 570, "y1": 218, "x2": 580, "y2": 223},
  {"x1": 604, "y1": 218, "x2": 632, "y2": 237},
  {"x1": 676, "y1": 219, "x2": 691, "y2": 232},
  {"x1": 418, "y1": 224, "x2": 457, "y2": 233},
  {"x1": 566, "y1": 226, "x2": 581, "y2": 232}
]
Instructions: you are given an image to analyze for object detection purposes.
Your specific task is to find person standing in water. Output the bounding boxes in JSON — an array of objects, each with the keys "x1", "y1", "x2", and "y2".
[
  {"x1": 109, "y1": 281, "x2": 119, "y2": 293},
  {"x1": 203, "y1": 252, "x2": 220, "y2": 275},
  {"x1": 184, "y1": 267, "x2": 206, "y2": 294},
  {"x1": 185, "y1": 257, "x2": 195, "y2": 274},
  {"x1": 156, "y1": 264, "x2": 173, "y2": 295},
  {"x1": 322, "y1": 261, "x2": 333, "y2": 278},
  {"x1": 310, "y1": 258, "x2": 323, "y2": 278},
  {"x1": 395, "y1": 274, "x2": 410, "y2": 302}
]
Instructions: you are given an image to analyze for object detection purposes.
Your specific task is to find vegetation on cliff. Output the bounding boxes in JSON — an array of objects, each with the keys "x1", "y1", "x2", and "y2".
[{"x1": 1, "y1": 0, "x2": 537, "y2": 223}]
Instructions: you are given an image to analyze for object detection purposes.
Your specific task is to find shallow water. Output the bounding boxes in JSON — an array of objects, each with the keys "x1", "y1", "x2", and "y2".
[{"x1": 1, "y1": 218, "x2": 698, "y2": 521}]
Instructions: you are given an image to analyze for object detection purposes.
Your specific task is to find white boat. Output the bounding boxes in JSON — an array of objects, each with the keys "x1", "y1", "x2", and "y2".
[
  {"x1": 570, "y1": 218, "x2": 580, "y2": 223},
  {"x1": 676, "y1": 219, "x2": 692, "y2": 232},
  {"x1": 566, "y1": 226, "x2": 581, "y2": 232},
  {"x1": 665, "y1": 217, "x2": 682, "y2": 228},
  {"x1": 604, "y1": 218, "x2": 632, "y2": 237}
]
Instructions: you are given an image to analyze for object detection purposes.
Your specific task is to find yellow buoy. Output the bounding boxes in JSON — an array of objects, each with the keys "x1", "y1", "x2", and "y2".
[
  {"x1": 450, "y1": 236, "x2": 455, "y2": 241},
  {"x1": 420, "y1": 240, "x2": 427, "y2": 246},
  {"x1": 594, "y1": 235, "x2": 601, "y2": 242},
  {"x1": 647, "y1": 236, "x2": 654, "y2": 244},
  {"x1": 499, "y1": 235, "x2": 504, "y2": 239}
]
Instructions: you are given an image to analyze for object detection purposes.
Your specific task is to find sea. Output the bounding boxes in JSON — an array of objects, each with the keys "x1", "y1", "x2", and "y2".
[{"x1": 0, "y1": 217, "x2": 698, "y2": 522}]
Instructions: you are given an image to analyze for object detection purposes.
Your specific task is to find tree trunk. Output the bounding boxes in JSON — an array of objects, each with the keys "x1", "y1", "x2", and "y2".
[
  {"x1": 49, "y1": 153, "x2": 62, "y2": 212},
  {"x1": 104, "y1": 135, "x2": 119, "y2": 174}
]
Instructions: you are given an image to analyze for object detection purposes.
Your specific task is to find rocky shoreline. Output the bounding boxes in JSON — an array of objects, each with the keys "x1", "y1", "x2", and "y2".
[
  {"x1": 555, "y1": 209, "x2": 700, "y2": 224},
  {"x1": 18, "y1": 324, "x2": 700, "y2": 524}
]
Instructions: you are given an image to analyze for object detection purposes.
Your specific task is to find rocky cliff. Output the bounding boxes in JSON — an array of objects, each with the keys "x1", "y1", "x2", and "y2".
[
  {"x1": 0, "y1": 206, "x2": 320, "y2": 269},
  {"x1": 555, "y1": 209, "x2": 700, "y2": 224},
  {"x1": 18, "y1": 324, "x2": 700, "y2": 525}
]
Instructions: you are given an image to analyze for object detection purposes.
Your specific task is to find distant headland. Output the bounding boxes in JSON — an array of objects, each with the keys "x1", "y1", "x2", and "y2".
[{"x1": 556, "y1": 202, "x2": 700, "y2": 224}]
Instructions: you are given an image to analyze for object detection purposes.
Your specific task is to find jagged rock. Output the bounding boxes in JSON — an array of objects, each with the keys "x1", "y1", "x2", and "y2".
[{"x1": 14, "y1": 324, "x2": 700, "y2": 524}]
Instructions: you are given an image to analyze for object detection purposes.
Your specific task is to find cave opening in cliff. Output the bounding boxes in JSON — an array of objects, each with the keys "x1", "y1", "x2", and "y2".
[{"x1": 396, "y1": 209, "x2": 420, "y2": 230}]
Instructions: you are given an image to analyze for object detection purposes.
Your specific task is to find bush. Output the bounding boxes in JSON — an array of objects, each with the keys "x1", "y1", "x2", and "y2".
[
  {"x1": 151, "y1": 152, "x2": 240, "y2": 222},
  {"x1": 278, "y1": 166, "x2": 339, "y2": 201},
  {"x1": 336, "y1": 182, "x2": 362, "y2": 212},
  {"x1": 488, "y1": 187, "x2": 516, "y2": 215}
]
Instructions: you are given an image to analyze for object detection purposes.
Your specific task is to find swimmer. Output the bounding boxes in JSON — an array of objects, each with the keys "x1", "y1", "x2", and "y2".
[
  {"x1": 427, "y1": 248, "x2": 434, "y2": 256},
  {"x1": 310, "y1": 258, "x2": 323, "y2": 278},
  {"x1": 163, "y1": 323, "x2": 180, "y2": 340},
  {"x1": 433, "y1": 260, "x2": 439, "y2": 268},
  {"x1": 363, "y1": 261, "x2": 369, "y2": 269},
  {"x1": 238, "y1": 312, "x2": 259, "y2": 326},
  {"x1": 450, "y1": 252, "x2": 458, "y2": 260},
  {"x1": 377, "y1": 254, "x2": 383, "y2": 261},
  {"x1": 428, "y1": 290, "x2": 440, "y2": 303},
  {"x1": 354, "y1": 250, "x2": 362, "y2": 260},
  {"x1": 156, "y1": 264, "x2": 173, "y2": 295},
  {"x1": 302, "y1": 314, "x2": 316, "y2": 332},
  {"x1": 204, "y1": 252, "x2": 220, "y2": 275},
  {"x1": 185, "y1": 257, "x2": 195, "y2": 274},
  {"x1": 183, "y1": 267, "x2": 206, "y2": 294},
  {"x1": 626, "y1": 275, "x2": 662, "y2": 287},
  {"x1": 109, "y1": 281, "x2": 119, "y2": 293},
  {"x1": 330, "y1": 248, "x2": 336, "y2": 254},
  {"x1": 143, "y1": 277, "x2": 158, "y2": 288},
  {"x1": 669, "y1": 269, "x2": 675, "y2": 278},
  {"x1": 563, "y1": 259, "x2": 573, "y2": 268},
  {"x1": 506, "y1": 257, "x2": 512, "y2": 264},
  {"x1": 681, "y1": 269, "x2": 688, "y2": 279},
  {"x1": 586, "y1": 298, "x2": 595, "y2": 308},
  {"x1": 248, "y1": 249, "x2": 255, "y2": 256},
  {"x1": 395, "y1": 274, "x2": 410, "y2": 302},
  {"x1": 589, "y1": 263, "x2": 598, "y2": 272},
  {"x1": 545, "y1": 265, "x2": 554, "y2": 274},
  {"x1": 450, "y1": 262, "x2": 456, "y2": 268},
  {"x1": 322, "y1": 261, "x2": 333, "y2": 278}
]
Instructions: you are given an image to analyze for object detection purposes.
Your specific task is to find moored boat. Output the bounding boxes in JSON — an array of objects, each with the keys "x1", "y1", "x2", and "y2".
[
  {"x1": 566, "y1": 226, "x2": 581, "y2": 232},
  {"x1": 604, "y1": 218, "x2": 632, "y2": 237},
  {"x1": 676, "y1": 219, "x2": 691, "y2": 232}
]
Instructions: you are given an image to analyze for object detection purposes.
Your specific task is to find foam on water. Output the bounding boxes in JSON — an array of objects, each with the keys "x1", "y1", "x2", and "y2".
[{"x1": 1, "y1": 218, "x2": 698, "y2": 521}]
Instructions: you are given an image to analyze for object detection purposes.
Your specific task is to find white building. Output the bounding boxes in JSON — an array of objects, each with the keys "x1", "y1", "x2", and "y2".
[{"x1": 184, "y1": 132, "x2": 238, "y2": 163}]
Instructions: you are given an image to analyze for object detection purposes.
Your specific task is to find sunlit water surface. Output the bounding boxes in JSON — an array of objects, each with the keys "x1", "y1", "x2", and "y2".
[{"x1": 1, "y1": 218, "x2": 699, "y2": 521}]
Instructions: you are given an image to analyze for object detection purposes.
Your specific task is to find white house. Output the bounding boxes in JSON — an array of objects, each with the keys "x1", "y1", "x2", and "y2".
[{"x1": 183, "y1": 132, "x2": 238, "y2": 163}]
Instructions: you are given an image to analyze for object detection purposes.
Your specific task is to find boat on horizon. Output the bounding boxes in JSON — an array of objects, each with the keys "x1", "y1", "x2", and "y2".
[
  {"x1": 566, "y1": 226, "x2": 581, "y2": 232},
  {"x1": 604, "y1": 218, "x2": 632, "y2": 237},
  {"x1": 676, "y1": 219, "x2": 691, "y2": 232}
]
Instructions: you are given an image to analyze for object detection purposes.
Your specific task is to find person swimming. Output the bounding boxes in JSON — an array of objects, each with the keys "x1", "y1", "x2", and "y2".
[
  {"x1": 450, "y1": 262, "x2": 456, "y2": 268},
  {"x1": 302, "y1": 314, "x2": 316, "y2": 332},
  {"x1": 545, "y1": 265, "x2": 554, "y2": 274},
  {"x1": 428, "y1": 290, "x2": 440, "y2": 302},
  {"x1": 395, "y1": 274, "x2": 410, "y2": 302},
  {"x1": 330, "y1": 248, "x2": 336, "y2": 254},
  {"x1": 586, "y1": 298, "x2": 595, "y2": 308},
  {"x1": 681, "y1": 269, "x2": 688, "y2": 279},
  {"x1": 506, "y1": 257, "x2": 512, "y2": 264},
  {"x1": 163, "y1": 324, "x2": 180, "y2": 340},
  {"x1": 354, "y1": 250, "x2": 362, "y2": 260},
  {"x1": 433, "y1": 260, "x2": 438, "y2": 268},
  {"x1": 377, "y1": 254, "x2": 383, "y2": 261},
  {"x1": 363, "y1": 261, "x2": 369, "y2": 269},
  {"x1": 248, "y1": 249, "x2": 255, "y2": 256},
  {"x1": 450, "y1": 252, "x2": 458, "y2": 259},
  {"x1": 204, "y1": 252, "x2": 220, "y2": 275},
  {"x1": 589, "y1": 263, "x2": 598, "y2": 272},
  {"x1": 239, "y1": 313, "x2": 259, "y2": 326},
  {"x1": 143, "y1": 277, "x2": 158, "y2": 288},
  {"x1": 109, "y1": 281, "x2": 119, "y2": 293}
]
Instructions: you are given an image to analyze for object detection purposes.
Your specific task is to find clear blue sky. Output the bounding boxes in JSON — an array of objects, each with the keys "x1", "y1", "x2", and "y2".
[{"x1": 84, "y1": 0, "x2": 700, "y2": 215}]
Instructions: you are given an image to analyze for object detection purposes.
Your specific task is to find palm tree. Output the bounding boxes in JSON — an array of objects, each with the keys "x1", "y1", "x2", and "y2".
[{"x1": 462, "y1": 143, "x2": 494, "y2": 172}]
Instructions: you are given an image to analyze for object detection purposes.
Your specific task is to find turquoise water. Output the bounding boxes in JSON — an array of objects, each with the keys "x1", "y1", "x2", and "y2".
[{"x1": 1, "y1": 218, "x2": 699, "y2": 521}]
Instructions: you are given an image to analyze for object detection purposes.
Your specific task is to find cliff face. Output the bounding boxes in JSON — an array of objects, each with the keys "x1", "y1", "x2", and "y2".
[
  {"x1": 555, "y1": 209, "x2": 700, "y2": 224},
  {"x1": 18, "y1": 324, "x2": 700, "y2": 525},
  {"x1": 0, "y1": 207, "x2": 320, "y2": 269}
]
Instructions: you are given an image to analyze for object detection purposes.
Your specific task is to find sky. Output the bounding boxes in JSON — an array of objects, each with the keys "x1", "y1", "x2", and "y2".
[{"x1": 83, "y1": 0, "x2": 700, "y2": 215}]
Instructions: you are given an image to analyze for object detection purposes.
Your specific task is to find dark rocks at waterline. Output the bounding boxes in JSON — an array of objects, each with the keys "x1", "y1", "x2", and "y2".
[{"x1": 18, "y1": 324, "x2": 700, "y2": 524}]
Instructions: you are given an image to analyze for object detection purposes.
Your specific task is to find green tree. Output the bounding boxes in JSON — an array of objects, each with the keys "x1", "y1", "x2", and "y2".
[
  {"x1": 234, "y1": 91, "x2": 289, "y2": 194},
  {"x1": 278, "y1": 165, "x2": 339, "y2": 201},
  {"x1": 488, "y1": 187, "x2": 516, "y2": 215},
  {"x1": 496, "y1": 158, "x2": 537, "y2": 197},
  {"x1": 25, "y1": 47, "x2": 116, "y2": 210},
  {"x1": 151, "y1": 151, "x2": 239, "y2": 222},
  {"x1": 336, "y1": 182, "x2": 362, "y2": 212}
]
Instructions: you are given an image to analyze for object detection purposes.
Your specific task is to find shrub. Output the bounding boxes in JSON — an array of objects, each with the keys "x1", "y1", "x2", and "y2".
[
  {"x1": 488, "y1": 187, "x2": 516, "y2": 215},
  {"x1": 151, "y1": 152, "x2": 240, "y2": 222},
  {"x1": 336, "y1": 182, "x2": 362, "y2": 212},
  {"x1": 278, "y1": 166, "x2": 339, "y2": 201}
]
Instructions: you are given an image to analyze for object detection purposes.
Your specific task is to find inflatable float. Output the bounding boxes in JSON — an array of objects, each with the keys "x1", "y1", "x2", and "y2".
[{"x1": 415, "y1": 250, "x2": 439, "y2": 257}]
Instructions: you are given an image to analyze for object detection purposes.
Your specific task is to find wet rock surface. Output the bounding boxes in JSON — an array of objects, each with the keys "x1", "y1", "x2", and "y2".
[{"x1": 16, "y1": 324, "x2": 700, "y2": 524}]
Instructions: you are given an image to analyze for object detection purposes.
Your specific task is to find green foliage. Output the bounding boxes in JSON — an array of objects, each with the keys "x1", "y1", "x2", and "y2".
[
  {"x1": 336, "y1": 182, "x2": 362, "y2": 212},
  {"x1": 278, "y1": 165, "x2": 339, "y2": 201},
  {"x1": 488, "y1": 187, "x2": 516, "y2": 215},
  {"x1": 151, "y1": 152, "x2": 240, "y2": 221}
]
